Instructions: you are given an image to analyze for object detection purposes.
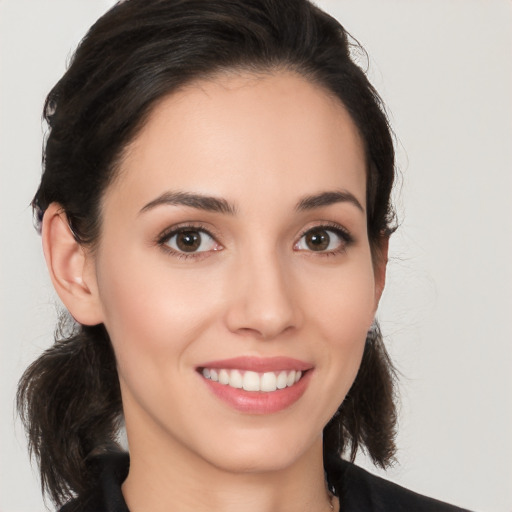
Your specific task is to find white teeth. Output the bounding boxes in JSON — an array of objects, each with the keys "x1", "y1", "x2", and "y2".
[
  {"x1": 218, "y1": 369, "x2": 229, "y2": 385},
  {"x1": 230, "y1": 369, "x2": 243, "y2": 389},
  {"x1": 242, "y1": 371, "x2": 260, "y2": 391},
  {"x1": 276, "y1": 371, "x2": 288, "y2": 389},
  {"x1": 201, "y1": 368, "x2": 304, "y2": 392},
  {"x1": 286, "y1": 370, "x2": 296, "y2": 387},
  {"x1": 260, "y1": 371, "x2": 277, "y2": 392}
]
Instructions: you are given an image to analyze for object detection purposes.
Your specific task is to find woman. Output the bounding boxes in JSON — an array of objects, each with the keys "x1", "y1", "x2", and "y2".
[{"x1": 17, "y1": 1, "x2": 470, "y2": 511}]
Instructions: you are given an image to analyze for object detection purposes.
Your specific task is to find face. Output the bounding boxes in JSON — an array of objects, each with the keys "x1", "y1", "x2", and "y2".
[{"x1": 89, "y1": 71, "x2": 385, "y2": 474}]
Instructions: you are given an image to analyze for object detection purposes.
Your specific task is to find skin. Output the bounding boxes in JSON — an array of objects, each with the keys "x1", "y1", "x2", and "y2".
[{"x1": 43, "y1": 71, "x2": 387, "y2": 512}]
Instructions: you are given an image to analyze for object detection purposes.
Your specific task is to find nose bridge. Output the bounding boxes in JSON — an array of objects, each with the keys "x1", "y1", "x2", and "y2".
[{"x1": 225, "y1": 243, "x2": 299, "y2": 339}]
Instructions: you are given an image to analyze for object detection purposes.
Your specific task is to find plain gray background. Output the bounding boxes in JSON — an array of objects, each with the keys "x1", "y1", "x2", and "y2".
[{"x1": 1, "y1": 1, "x2": 511, "y2": 511}]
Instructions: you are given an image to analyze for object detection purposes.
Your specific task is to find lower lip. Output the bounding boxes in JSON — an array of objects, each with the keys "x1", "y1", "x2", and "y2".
[{"x1": 201, "y1": 371, "x2": 312, "y2": 414}]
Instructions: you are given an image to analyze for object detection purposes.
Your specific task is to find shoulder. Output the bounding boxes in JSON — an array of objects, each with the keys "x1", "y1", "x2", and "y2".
[
  {"x1": 326, "y1": 457, "x2": 473, "y2": 512},
  {"x1": 59, "y1": 452, "x2": 473, "y2": 512}
]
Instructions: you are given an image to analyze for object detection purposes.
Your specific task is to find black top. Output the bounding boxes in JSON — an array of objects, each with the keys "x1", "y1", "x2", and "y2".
[{"x1": 60, "y1": 452, "x2": 472, "y2": 512}]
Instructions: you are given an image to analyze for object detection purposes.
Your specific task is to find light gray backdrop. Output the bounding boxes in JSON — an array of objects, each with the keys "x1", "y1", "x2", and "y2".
[{"x1": 1, "y1": 1, "x2": 511, "y2": 511}]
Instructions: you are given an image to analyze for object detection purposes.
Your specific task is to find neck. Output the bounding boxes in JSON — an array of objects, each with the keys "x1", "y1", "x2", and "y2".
[{"x1": 122, "y1": 428, "x2": 333, "y2": 512}]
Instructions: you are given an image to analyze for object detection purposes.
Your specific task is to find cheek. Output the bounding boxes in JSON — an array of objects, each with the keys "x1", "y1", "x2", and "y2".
[
  {"x1": 94, "y1": 246, "x2": 225, "y2": 373},
  {"x1": 300, "y1": 255, "x2": 376, "y2": 395},
  {"x1": 303, "y1": 255, "x2": 377, "y2": 339}
]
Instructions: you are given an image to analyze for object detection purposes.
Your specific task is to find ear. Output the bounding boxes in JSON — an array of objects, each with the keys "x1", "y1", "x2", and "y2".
[
  {"x1": 372, "y1": 234, "x2": 389, "y2": 311},
  {"x1": 42, "y1": 203, "x2": 104, "y2": 326}
]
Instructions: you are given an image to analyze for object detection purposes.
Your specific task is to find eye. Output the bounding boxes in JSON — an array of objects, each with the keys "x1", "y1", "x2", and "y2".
[
  {"x1": 294, "y1": 226, "x2": 351, "y2": 253},
  {"x1": 162, "y1": 228, "x2": 220, "y2": 254}
]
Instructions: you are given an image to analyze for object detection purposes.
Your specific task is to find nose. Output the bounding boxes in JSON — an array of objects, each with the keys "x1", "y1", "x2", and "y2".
[{"x1": 224, "y1": 249, "x2": 301, "y2": 340}]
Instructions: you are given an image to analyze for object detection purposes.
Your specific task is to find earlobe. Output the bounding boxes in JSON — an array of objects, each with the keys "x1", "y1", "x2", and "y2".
[{"x1": 42, "y1": 203, "x2": 104, "y2": 326}]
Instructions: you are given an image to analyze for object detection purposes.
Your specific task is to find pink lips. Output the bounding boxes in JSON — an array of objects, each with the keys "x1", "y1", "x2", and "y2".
[
  {"x1": 198, "y1": 356, "x2": 313, "y2": 414},
  {"x1": 199, "y1": 356, "x2": 312, "y2": 372}
]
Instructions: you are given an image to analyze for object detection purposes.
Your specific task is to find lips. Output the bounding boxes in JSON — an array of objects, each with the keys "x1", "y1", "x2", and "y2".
[{"x1": 197, "y1": 356, "x2": 313, "y2": 414}]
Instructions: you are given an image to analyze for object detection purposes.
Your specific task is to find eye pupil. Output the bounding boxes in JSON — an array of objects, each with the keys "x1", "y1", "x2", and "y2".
[
  {"x1": 176, "y1": 231, "x2": 201, "y2": 252},
  {"x1": 305, "y1": 230, "x2": 330, "y2": 251}
]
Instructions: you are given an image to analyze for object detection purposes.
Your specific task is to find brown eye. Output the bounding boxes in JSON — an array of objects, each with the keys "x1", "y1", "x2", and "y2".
[
  {"x1": 164, "y1": 229, "x2": 218, "y2": 253},
  {"x1": 176, "y1": 231, "x2": 201, "y2": 252},
  {"x1": 295, "y1": 226, "x2": 350, "y2": 253},
  {"x1": 305, "y1": 230, "x2": 330, "y2": 251}
]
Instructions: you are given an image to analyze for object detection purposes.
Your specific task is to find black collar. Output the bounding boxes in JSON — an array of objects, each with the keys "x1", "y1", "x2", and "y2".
[{"x1": 60, "y1": 452, "x2": 470, "y2": 512}]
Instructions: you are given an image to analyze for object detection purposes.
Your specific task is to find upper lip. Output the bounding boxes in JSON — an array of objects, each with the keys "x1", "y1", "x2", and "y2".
[{"x1": 198, "y1": 356, "x2": 313, "y2": 373}]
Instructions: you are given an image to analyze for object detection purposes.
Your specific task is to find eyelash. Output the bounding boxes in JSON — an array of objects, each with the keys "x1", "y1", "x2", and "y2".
[
  {"x1": 156, "y1": 221, "x2": 354, "y2": 260},
  {"x1": 295, "y1": 222, "x2": 354, "y2": 257},
  {"x1": 156, "y1": 223, "x2": 220, "y2": 260}
]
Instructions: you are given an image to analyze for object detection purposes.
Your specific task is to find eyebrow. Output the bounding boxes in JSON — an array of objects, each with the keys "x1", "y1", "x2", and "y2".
[
  {"x1": 139, "y1": 189, "x2": 363, "y2": 216},
  {"x1": 295, "y1": 190, "x2": 364, "y2": 213},
  {"x1": 139, "y1": 191, "x2": 237, "y2": 215}
]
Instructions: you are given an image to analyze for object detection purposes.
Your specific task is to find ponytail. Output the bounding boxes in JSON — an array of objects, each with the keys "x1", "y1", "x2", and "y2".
[{"x1": 17, "y1": 316, "x2": 122, "y2": 506}]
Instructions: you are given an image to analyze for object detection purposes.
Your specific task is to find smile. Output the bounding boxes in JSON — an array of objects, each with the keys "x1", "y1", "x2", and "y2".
[
  {"x1": 197, "y1": 356, "x2": 312, "y2": 413},
  {"x1": 201, "y1": 368, "x2": 303, "y2": 392}
]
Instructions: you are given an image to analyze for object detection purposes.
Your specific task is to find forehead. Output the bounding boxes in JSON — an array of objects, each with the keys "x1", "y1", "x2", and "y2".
[{"x1": 107, "y1": 71, "x2": 367, "y2": 215}]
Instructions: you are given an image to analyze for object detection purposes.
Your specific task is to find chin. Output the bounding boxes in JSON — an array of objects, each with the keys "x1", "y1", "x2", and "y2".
[{"x1": 195, "y1": 429, "x2": 323, "y2": 475}]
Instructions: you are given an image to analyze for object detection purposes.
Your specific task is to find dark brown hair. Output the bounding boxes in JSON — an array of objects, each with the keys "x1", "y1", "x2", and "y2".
[{"x1": 17, "y1": 0, "x2": 397, "y2": 506}]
